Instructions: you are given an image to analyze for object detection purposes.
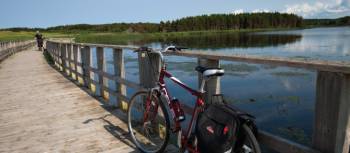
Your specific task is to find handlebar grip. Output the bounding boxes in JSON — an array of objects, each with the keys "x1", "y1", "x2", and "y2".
[{"x1": 134, "y1": 46, "x2": 153, "y2": 53}]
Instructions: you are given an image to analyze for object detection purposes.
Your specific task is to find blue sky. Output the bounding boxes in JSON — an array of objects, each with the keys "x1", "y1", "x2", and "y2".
[{"x1": 0, "y1": 0, "x2": 349, "y2": 28}]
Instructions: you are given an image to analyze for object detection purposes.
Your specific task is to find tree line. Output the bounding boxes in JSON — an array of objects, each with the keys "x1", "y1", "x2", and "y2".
[
  {"x1": 303, "y1": 16, "x2": 350, "y2": 27},
  {"x1": 1, "y1": 12, "x2": 349, "y2": 33},
  {"x1": 160, "y1": 12, "x2": 303, "y2": 32}
]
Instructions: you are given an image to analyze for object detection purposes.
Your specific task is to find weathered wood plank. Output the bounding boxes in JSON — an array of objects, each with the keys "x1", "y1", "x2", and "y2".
[
  {"x1": 48, "y1": 41, "x2": 350, "y2": 74},
  {"x1": 0, "y1": 40, "x2": 35, "y2": 62},
  {"x1": 73, "y1": 44, "x2": 78, "y2": 81},
  {"x1": 101, "y1": 86, "x2": 130, "y2": 103},
  {"x1": 67, "y1": 44, "x2": 72, "y2": 76},
  {"x1": 138, "y1": 52, "x2": 161, "y2": 88},
  {"x1": 87, "y1": 67, "x2": 144, "y2": 91},
  {"x1": 259, "y1": 131, "x2": 321, "y2": 153},
  {"x1": 164, "y1": 51, "x2": 350, "y2": 74},
  {"x1": 197, "y1": 58, "x2": 220, "y2": 103},
  {"x1": 96, "y1": 47, "x2": 104, "y2": 97},
  {"x1": 113, "y1": 48, "x2": 127, "y2": 107},
  {"x1": 313, "y1": 71, "x2": 350, "y2": 153},
  {"x1": 0, "y1": 50, "x2": 136, "y2": 152},
  {"x1": 53, "y1": 42, "x2": 139, "y2": 50},
  {"x1": 81, "y1": 46, "x2": 91, "y2": 88},
  {"x1": 60, "y1": 44, "x2": 67, "y2": 72},
  {"x1": 45, "y1": 40, "x2": 340, "y2": 153}
]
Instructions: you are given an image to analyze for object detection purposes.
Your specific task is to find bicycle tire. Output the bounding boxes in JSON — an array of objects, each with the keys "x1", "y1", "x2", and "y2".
[
  {"x1": 234, "y1": 124, "x2": 261, "y2": 153},
  {"x1": 127, "y1": 91, "x2": 171, "y2": 153}
]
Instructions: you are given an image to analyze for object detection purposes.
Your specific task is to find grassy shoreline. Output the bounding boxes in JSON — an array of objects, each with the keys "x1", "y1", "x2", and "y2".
[
  {"x1": 0, "y1": 31, "x2": 74, "y2": 42},
  {"x1": 0, "y1": 27, "x2": 309, "y2": 43},
  {"x1": 74, "y1": 27, "x2": 303, "y2": 45}
]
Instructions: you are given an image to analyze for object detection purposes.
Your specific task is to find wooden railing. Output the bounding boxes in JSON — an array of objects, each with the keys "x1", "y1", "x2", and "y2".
[
  {"x1": 46, "y1": 40, "x2": 350, "y2": 153},
  {"x1": 0, "y1": 40, "x2": 36, "y2": 62}
]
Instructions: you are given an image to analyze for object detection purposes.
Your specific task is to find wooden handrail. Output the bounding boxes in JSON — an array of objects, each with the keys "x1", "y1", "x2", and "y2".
[
  {"x1": 164, "y1": 51, "x2": 350, "y2": 74},
  {"x1": 46, "y1": 40, "x2": 350, "y2": 153},
  {"x1": 0, "y1": 40, "x2": 36, "y2": 62},
  {"x1": 48, "y1": 40, "x2": 350, "y2": 74}
]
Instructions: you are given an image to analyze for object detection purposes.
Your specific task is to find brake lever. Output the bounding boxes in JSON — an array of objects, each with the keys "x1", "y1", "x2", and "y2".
[{"x1": 134, "y1": 46, "x2": 152, "y2": 53}]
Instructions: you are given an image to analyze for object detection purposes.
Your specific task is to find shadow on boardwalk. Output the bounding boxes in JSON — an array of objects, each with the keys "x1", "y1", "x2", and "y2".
[
  {"x1": 0, "y1": 50, "x2": 139, "y2": 153},
  {"x1": 48, "y1": 53, "x2": 178, "y2": 153}
]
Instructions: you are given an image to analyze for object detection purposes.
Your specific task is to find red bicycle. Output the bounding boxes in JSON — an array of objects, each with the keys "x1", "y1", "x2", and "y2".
[{"x1": 127, "y1": 47, "x2": 261, "y2": 153}]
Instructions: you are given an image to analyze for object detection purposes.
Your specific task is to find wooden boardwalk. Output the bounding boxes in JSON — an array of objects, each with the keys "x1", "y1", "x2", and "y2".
[
  {"x1": 1, "y1": 40, "x2": 350, "y2": 153},
  {"x1": 0, "y1": 49, "x2": 137, "y2": 152}
]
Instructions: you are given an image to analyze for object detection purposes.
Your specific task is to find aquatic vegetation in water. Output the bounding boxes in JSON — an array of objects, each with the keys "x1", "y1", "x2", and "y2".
[
  {"x1": 221, "y1": 63, "x2": 260, "y2": 77},
  {"x1": 277, "y1": 127, "x2": 311, "y2": 145},
  {"x1": 261, "y1": 65, "x2": 279, "y2": 70},
  {"x1": 290, "y1": 56, "x2": 312, "y2": 60},
  {"x1": 223, "y1": 96, "x2": 242, "y2": 104},
  {"x1": 270, "y1": 71, "x2": 309, "y2": 77},
  {"x1": 268, "y1": 95, "x2": 300, "y2": 104},
  {"x1": 166, "y1": 62, "x2": 198, "y2": 75},
  {"x1": 225, "y1": 94, "x2": 300, "y2": 105}
]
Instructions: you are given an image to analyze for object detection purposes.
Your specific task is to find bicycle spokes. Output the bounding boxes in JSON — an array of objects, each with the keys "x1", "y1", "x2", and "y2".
[{"x1": 128, "y1": 92, "x2": 169, "y2": 152}]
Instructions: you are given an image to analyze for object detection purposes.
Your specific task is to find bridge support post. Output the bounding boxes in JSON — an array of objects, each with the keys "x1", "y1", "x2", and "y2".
[
  {"x1": 113, "y1": 48, "x2": 126, "y2": 108},
  {"x1": 64, "y1": 44, "x2": 68, "y2": 74},
  {"x1": 67, "y1": 44, "x2": 72, "y2": 76},
  {"x1": 313, "y1": 71, "x2": 350, "y2": 153},
  {"x1": 138, "y1": 52, "x2": 161, "y2": 88},
  {"x1": 96, "y1": 47, "x2": 104, "y2": 97},
  {"x1": 137, "y1": 51, "x2": 161, "y2": 113},
  {"x1": 55, "y1": 43, "x2": 59, "y2": 68},
  {"x1": 72, "y1": 45, "x2": 78, "y2": 81},
  {"x1": 81, "y1": 46, "x2": 91, "y2": 89},
  {"x1": 60, "y1": 44, "x2": 66, "y2": 72},
  {"x1": 58, "y1": 44, "x2": 62, "y2": 70},
  {"x1": 197, "y1": 58, "x2": 221, "y2": 103}
]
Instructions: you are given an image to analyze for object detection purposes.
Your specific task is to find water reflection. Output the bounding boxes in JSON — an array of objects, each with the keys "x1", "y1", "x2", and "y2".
[
  {"x1": 98, "y1": 27, "x2": 349, "y2": 146},
  {"x1": 259, "y1": 27, "x2": 350, "y2": 61},
  {"x1": 132, "y1": 32, "x2": 302, "y2": 49}
]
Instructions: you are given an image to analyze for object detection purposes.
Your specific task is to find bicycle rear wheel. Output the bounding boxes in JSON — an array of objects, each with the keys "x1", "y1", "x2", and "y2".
[
  {"x1": 234, "y1": 124, "x2": 261, "y2": 153},
  {"x1": 127, "y1": 91, "x2": 170, "y2": 153}
]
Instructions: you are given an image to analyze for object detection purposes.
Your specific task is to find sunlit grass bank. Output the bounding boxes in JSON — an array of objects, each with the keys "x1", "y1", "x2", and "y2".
[{"x1": 0, "y1": 31, "x2": 72, "y2": 42}]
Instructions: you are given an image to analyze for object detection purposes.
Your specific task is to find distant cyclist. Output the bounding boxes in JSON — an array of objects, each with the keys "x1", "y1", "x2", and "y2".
[{"x1": 35, "y1": 31, "x2": 43, "y2": 51}]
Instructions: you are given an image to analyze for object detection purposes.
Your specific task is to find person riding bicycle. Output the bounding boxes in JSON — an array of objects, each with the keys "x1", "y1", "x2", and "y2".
[{"x1": 35, "y1": 31, "x2": 43, "y2": 51}]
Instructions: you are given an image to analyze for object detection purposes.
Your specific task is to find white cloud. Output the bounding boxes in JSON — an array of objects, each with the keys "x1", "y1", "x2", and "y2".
[
  {"x1": 284, "y1": 0, "x2": 350, "y2": 18},
  {"x1": 232, "y1": 9, "x2": 244, "y2": 15},
  {"x1": 252, "y1": 9, "x2": 271, "y2": 13}
]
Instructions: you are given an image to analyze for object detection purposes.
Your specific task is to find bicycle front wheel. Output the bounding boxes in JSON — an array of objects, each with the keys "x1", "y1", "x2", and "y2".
[
  {"x1": 234, "y1": 124, "x2": 261, "y2": 153},
  {"x1": 127, "y1": 91, "x2": 170, "y2": 153}
]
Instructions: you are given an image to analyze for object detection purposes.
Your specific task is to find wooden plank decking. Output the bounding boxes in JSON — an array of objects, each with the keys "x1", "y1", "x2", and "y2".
[{"x1": 0, "y1": 49, "x2": 137, "y2": 152}]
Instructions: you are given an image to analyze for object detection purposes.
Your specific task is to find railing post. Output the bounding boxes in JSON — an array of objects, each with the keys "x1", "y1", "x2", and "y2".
[
  {"x1": 55, "y1": 43, "x2": 59, "y2": 67},
  {"x1": 313, "y1": 71, "x2": 350, "y2": 153},
  {"x1": 60, "y1": 44, "x2": 66, "y2": 72},
  {"x1": 197, "y1": 58, "x2": 221, "y2": 103},
  {"x1": 113, "y1": 48, "x2": 126, "y2": 108},
  {"x1": 138, "y1": 52, "x2": 161, "y2": 88},
  {"x1": 76, "y1": 45, "x2": 84, "y2": 85},
  {"x1": 73, "y1": 45, "x2": 78, "y2": 81},
  {"x1": 67, "y1": 44, "x2": 72, "y2": 76},
  {"x1": 64, "y1": 44, "x2": 68, "y2": 74},
  {"x1": 81, "y1": 46, "x2": 91, "y2": 88},
  {"x1": 57, "y1": 43, "x2": 60, "y2": 68},
  {"x1": 96, "y1": 47, "x2": 104, "y2": 97}
]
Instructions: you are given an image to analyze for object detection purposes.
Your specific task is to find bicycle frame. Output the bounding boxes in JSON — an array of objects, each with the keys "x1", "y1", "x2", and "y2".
[
  {"x1": 157, "y1": 65, "x2": 205, "y2": 152},
  {"x1": 134, "y1": 50, "x2": 259, "y2": 153}
]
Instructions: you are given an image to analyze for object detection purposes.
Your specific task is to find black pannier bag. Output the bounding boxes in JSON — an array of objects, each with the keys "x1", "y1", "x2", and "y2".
[{"x1": 195, "y1": 104, "x2": 239, "y2": 153}]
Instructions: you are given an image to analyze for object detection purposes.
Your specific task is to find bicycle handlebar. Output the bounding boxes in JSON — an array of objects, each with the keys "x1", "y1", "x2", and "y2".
[
  {"x1": 135, "y1": 46, "x2": 164, "y2": 64},
  {"x1": 135, "y1": 45, "x2": 189, "y2": 65}
]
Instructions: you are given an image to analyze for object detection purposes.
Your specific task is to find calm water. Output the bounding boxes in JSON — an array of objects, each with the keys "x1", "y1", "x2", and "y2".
[{"x1": 90, "y1": 27, "x2": 350, "y2": 146}]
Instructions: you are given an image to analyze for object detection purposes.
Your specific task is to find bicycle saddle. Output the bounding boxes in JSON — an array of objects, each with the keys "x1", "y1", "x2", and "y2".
[{"x1": 195, "y1": 66, "x2": 224, "y2": 77}]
